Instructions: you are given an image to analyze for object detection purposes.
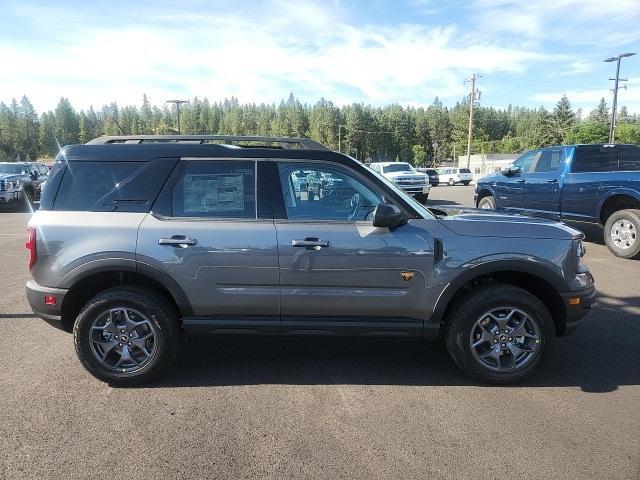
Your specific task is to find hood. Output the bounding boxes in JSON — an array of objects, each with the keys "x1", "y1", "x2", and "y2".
[
  {"x1": 430, "y1": 206, "x2": 582, "y2": 240},
  {"x1": 0, "y1": 173, "x2": 26, "y2": 181}
]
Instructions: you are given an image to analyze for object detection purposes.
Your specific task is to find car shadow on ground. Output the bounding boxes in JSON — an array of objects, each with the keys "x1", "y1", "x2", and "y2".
[
  {"x1": 0, "y1": 201, "x2": 38, "y2": 214},
  {"x1": 144, "y1": 300, "x2": 639, "y2": 393},
  {"x1": 426, "y1": 199, "x2": 464, "y2": 207}
]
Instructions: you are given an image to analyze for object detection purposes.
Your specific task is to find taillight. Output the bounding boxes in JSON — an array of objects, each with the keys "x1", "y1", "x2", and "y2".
[{"x1": 25, "y1": 227, "x2": 36, "y2": 269}]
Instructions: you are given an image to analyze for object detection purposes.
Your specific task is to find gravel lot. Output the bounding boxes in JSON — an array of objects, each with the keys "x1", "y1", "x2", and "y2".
[{"x1": 1, "y1": 186, "x2": 638, "y2": 479}]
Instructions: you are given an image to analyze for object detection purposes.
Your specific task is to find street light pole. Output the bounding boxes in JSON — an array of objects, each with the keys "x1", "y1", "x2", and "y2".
[
  {"x1": 604, "y1": 52, "x2": 635, "y2": 143},
  {"x1": 166, "y1": 99, "x2": 188, "y2": 134}
]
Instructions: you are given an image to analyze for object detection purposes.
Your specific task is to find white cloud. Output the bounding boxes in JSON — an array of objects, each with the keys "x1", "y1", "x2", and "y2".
[{"x1": 0, "y1": 0, "x2": 562, "y2": 112}]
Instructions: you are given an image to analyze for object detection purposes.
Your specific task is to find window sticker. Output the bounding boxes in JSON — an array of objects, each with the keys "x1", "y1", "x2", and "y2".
[{"x1": 183, "y1": 173, "x2": 245, "y2": 213}]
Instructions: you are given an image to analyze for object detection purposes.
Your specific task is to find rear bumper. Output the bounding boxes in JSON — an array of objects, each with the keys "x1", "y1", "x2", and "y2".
[
  {"x1": 560, "y1": 285, "x2": 596, "y2": 335},
  {"x1": 26, "y1": 280, "x2": 68, "y2": 330}
]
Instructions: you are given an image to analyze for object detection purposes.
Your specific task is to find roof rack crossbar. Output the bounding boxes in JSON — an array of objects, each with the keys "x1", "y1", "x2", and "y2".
[{"x1": 87, "y1": 135, "x2": 328, "y2": 150}]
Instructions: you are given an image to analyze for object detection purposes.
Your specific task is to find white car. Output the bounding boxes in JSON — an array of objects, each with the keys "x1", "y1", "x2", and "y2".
[
  {"x1": 437, "y1": 167, "x2": 473, "y2": 186},
  {"x1": 369, "y1": 162, "x2": 430, "y2": 203}
]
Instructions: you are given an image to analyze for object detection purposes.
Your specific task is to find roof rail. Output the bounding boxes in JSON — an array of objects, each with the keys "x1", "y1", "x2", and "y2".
[{"x1": 86, "y1": 135, "x2": 329, "y2": 150}]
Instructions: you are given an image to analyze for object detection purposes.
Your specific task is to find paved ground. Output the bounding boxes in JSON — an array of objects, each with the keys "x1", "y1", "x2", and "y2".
[{"x1": 1, "y1": 188, "x2": 639, "y2": 479}]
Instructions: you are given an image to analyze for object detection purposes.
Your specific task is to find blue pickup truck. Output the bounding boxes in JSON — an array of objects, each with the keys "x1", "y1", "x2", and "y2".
[{"x1": 475, "y1": 144, "x2": 640, "y2": 259}]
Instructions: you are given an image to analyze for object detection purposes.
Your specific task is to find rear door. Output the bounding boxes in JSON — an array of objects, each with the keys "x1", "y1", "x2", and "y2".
[
  {"x1": 494, "y1": 150, "x2": 537, "y2": 210},
  {"x1": 523, "y1": 147, "x2": 564, "y2": 218},
  {"x1": 272, "y1": 159, "x2": 434, "y2": 336},
  {"x1": 137, "y1": 158, "x2": 280, "y2": 334}
]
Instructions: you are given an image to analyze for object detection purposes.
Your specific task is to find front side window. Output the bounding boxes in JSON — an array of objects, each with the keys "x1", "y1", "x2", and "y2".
[
  {"x1": 173, "y1": 160, "x2": 256, "y2": 218},
  {"x1": 532, "y1": 148, "x2": 563, "y2": 173},
  {"x1": 512, "y1": 151, "x2": 539, "y2": 174},
  {"x1": 277, "y1": 162, "x2": 382, "y2": 222}
]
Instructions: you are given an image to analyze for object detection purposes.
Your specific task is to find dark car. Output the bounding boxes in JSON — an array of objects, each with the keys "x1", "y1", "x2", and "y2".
[
  {"x1": 417, "y1": 168, "x2": 440, "y2": 186},
  {"x1": 0, "y1": 162, "x2": 49, "y2": 206},
  {"x1": 26, "y1": 135, "x2": 594, "y2": 386},
  {"x1": 475, "y1": 144, "x2": 640, "y2": 259}
]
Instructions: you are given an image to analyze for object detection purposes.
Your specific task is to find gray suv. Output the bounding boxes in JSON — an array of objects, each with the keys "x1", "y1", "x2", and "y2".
[{"x1": 26, "y1": 135, "x2": 595, "y2": 386}]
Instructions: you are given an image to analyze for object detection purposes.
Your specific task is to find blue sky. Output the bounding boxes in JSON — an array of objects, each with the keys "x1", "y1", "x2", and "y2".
[{"x1": 1, "y1": 0, "x2": 639, "y2": 114}]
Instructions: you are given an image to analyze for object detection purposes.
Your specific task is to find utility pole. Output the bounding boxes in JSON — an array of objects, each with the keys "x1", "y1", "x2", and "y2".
[
  {"x1": 338, "y1": 124, "x2": 345, "y2": 153},
  {"x1": 465, "y1": 74, "x2": 481, "y2": 169},
  {"x1": 604, "y1": 52, "x2": 635, "y2": 143},
  {"x1": 166, "y1": 99, "x2": 188, "y2": 134}
]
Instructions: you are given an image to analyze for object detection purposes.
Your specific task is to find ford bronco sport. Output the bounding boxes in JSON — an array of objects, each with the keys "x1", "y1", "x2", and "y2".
[{"x1": 26, "y1": 135, "x2": 595, "y2": 385}]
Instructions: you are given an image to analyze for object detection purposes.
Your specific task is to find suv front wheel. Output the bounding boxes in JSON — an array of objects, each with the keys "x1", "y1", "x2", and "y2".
[
  {"x1": 445, "y1": 283, "x2": 554, "y2": 384},
  {"x1": 74, "y1": 286, "x2": 180, "y2": 386}
]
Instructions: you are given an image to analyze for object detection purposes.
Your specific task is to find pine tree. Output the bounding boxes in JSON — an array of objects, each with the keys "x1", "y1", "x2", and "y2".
[
  {"x1": 551, "y1": 95, "x2": 576, "y2": 144},
  {"x1": 588, "y1": 98, "x2": 609, "y2": 124}
]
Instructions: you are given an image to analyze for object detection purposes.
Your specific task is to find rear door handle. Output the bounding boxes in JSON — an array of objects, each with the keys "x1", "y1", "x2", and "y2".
[
  {"x1": 292, "y1": 238, "x2": 330, "y2": 249},
  {"x1": 516, "y1": 179, "x2": 525, "y2": 183},
  {"x1": 158, "y1": 236, "x2": 197, "y2": 247},
  {"x1": 546, "y1": 178, "x2": 558, "y2": 183}
]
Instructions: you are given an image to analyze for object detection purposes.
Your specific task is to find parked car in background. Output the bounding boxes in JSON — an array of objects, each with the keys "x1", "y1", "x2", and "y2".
[
  {"x1": 415, "y1": 168, "x2": 440, "y2": 186},
  {"x1": 369, "y1": 162, "x2": 430, "y2": 203},
  {"x1": 26, "y1": 135, "x2": 595, "y2": 386},
  {"x1": 0, "y1": 162, "x2": 49, "y2": 207},
  {"x1": 475, "y1": 144, "x2": 640, "y2": 259},
  {"x1": 437, "y1": 167, "x2": 473, "y2": 186}
]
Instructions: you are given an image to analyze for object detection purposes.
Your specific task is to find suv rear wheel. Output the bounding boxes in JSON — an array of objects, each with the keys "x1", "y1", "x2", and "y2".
[
  {"x1": 604, "y1": 209, "x2": 640, "y2": 259},
  {"x1": 448, "y1": 178, "x2": 455, "y2": 186},
  {"x1": 73, "y1": 286, "x2": 180, "y2": 386},
  {"x1": 445, "y1": 283, "x2": 554, "y2": 384}
]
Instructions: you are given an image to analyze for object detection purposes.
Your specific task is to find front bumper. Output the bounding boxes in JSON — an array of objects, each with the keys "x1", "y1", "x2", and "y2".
[
  {"x1": 26, "y1": 280, "x2": 68, "y2": 330},
  {"x1": 559, "y1": 285, "x2": 596, "y2": 335},
  {"x1": 396, "y1": 184, "x2": 431, "y2": 195},
  {"x1": 0, "y1": 190, "x2": 21, "y2": 203}
]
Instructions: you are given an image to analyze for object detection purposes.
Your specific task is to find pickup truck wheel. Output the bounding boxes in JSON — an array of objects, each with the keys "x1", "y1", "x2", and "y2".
[
  {"x1": 604, "y1": 209, "x2": 640, "y2": 259},
  {"x1": 477, "y1": 195, "x2": 496, "y2": 210},
  {"x1": 415, "y1": 193, "x2": 428, "y2": 204},
  {"x1": 445, "y1": 284, "x2": 554, "y2": 384},
  {"x1": 74, "y1": 286, "x2": 180, "y2": 386}
]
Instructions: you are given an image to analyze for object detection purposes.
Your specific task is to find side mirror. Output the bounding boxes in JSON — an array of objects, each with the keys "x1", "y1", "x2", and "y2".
[
  {"x1": 502, "y1": 166, "x2": 521, "y2": 177},
  {"x1": 373, "y1": 203, "x2": 406, "y2": 229}
]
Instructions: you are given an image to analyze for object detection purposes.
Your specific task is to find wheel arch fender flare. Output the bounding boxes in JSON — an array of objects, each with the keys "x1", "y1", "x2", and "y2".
[
  {"x1": 597, "y1": 189, "x2": 640, "y2": 221},
  {"x1": 429, "y1": 258, "x2": 568, "y2": 326}
]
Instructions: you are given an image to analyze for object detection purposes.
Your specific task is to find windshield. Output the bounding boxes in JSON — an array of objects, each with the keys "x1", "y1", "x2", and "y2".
[
  {"x1": 364, "y1": 164, "x2": 435, "y2": 219},
  {"x1": 0, "y1": 164, "x2": 28, "y2": 175},
  {"x1": 383, "y1": 163, "x2": 414, "y2": 174}
]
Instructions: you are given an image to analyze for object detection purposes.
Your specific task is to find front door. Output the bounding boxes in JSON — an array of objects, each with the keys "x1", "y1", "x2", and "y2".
[
  {"x1": 137, "y1": 158, "x2": 280, "y2": 334},
  {"x1": 495, "y1": 150, "x2": 538, "y2": 210},
  {"x1": 523, "y1": 147, "x2": 564, "y2": 219},
  {"x1": 272, "y1": 160, "x2": 434, "y2": 336}
]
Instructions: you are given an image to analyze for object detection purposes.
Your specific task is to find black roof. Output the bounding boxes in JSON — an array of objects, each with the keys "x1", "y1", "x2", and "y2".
[{"x1": 58, "y1": 143, "x2": 358, "y2": 167}]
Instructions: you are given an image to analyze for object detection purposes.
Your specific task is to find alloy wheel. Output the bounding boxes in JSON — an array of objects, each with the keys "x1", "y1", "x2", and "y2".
[
  {"x1": 469, "y1": 307, "x2": 541, "y2": 372},
  {"x1": 89, "y1": 307, "x2": 158, "y2": 373}
]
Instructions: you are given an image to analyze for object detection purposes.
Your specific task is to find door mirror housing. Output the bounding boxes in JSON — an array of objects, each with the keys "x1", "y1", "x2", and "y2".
[
  {"x1": 373, "y1": 203, "x2": 406, "y2": 229},
  {"x1": 502, "y1": 166, "x2": 521, "y2": 177}
]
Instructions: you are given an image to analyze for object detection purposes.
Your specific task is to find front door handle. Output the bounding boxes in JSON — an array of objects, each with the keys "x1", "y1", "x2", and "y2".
[
  {"x1": 158, "y1": 236, "x2": 198, "y2": 247},
  {"x1": 516, "y1": 179, "x2": 525, "y2": 183},
  {"x1": 546, "y1": 178, "x2": 558, "y2": 183},
  {"x1": 292, "y1": 238, "x2": 330, "y2": 249}
]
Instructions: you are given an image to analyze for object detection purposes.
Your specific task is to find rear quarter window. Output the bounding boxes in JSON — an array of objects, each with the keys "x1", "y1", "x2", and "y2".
[
  {"x1": 618, "y1": 145, "x2": 640, "y2": 171},
  {"x1": 53, "y1": 159, "x2": 177, "y2": 212}
]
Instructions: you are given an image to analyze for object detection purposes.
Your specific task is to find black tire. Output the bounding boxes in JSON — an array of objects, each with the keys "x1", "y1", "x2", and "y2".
[
  {"x1": 463, "y1": 181, "x2": 470, "y2": 186},
  {"x1": 445, "y1": 283, "x2": 555, "y2": 385},
  {"x1": 74, "y1": 286, "x2": 180, "y2": 386},
  {"x1": 604, "y1": 209, "x2": 640, "y2": 259},
  {"x1": 415, "y1": 193, "x2": 429, "y2": 204},
  {"x1": 448, "y1": 178, "x2": 455, "y2": 186},
  {"x1": 477, "y1": 195, "x2": 496, "y2": 210},
  {"x1": 23, "y1": 188, "x2": 34, "y2": 208}
]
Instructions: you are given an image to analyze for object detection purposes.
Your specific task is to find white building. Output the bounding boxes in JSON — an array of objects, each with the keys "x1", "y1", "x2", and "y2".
[{"x1": 457, "y1": 154, "x2": 519, "y2": 181}]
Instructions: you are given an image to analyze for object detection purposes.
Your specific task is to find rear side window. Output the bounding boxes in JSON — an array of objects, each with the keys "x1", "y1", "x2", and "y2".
[
  {"x1": 618, "y1": 146, "x2": 640, "y2": 171},
  {"x1": 460, "y1": 168, "x2": 471, "y2": 174},
  {"x1": 172, "y1": 160, "x2": 256, "y2": 218},
  {"x1": 571, "y1": 146, "x2": 618, "y2": 172},
  {"x1": 53, "y1": 159, "x2": 177, "y2": 212}
]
